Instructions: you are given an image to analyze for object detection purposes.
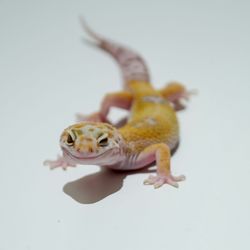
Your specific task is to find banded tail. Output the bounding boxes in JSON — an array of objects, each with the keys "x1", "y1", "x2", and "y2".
[{"x1": 80, "y1": 18, "x2": 150, "y2": 88}]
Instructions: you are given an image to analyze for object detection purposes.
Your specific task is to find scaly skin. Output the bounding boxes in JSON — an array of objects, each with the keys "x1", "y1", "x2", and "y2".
[{"x1": 44, "y1": 19, "x2": 193, "y2": 188}]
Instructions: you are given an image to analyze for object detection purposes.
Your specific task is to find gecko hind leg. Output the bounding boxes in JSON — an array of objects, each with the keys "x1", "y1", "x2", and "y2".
[
  {"x1": 159, "y1": 81, "x2": 197, "y2": 111},
  {"x1": 137, "y1": 143, "x2": 185, "y2": 188}
]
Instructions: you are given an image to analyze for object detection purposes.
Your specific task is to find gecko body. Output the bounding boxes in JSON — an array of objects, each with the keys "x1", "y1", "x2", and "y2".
[{"x1": 44, "y1": 20, "x2": 193, "y2": 188}]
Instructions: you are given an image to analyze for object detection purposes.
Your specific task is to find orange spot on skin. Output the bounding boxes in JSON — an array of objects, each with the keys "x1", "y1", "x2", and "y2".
[
  {"x1": 85, "y1": 138, "x2": 93, "y2": 142},
  {"x1": 72, "y1": 123, "x2": 86, "y2": 129},
  {"x1": 108, "y1": 131, "x2": 114, "y2": 137},
  {"x1": 88, "y1": 146, "x2": 93, "y2": 153},
  {"x1": 79, "y1": 135, "x2": 84, "y2": 142}
]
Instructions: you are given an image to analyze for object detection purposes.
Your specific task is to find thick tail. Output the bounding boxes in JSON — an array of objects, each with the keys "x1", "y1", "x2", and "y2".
[{"x1": 80, "y1": 18, "x2": 150, "y2": 88}]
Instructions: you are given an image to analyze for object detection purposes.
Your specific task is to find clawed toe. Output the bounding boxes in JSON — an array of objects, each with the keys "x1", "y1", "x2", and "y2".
[
  {"x1": 172, "y1": 175, "x2": 186, "y2": 182},
  {"x1": 143, "y1": 175, "x2": 157, "y2": 185},
  {"x1": 154, "y1": 179, "x2": 165, "y2": 189}
]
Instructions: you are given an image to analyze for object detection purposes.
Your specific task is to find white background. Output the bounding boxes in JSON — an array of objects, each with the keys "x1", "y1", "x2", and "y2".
[{"x1": 1, "y1": 0, "x2": 250, "y2": 249}]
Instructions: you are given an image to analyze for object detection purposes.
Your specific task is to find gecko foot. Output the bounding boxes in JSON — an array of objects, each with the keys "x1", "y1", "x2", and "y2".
[
  {"x1": 144, "y1": 174, "x2": 186, "y2": 188},
  {"x1": 172, "y1": 89, "x2": 197, "y2": 111},
  {"x1": 43, "y1": 155, "x2": 76, "y2": 170}
]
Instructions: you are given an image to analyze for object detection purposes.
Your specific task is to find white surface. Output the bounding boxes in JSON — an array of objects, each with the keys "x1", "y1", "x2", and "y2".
[{"x1": 1, "y1": 0, "x2": 250, "y2": 249}]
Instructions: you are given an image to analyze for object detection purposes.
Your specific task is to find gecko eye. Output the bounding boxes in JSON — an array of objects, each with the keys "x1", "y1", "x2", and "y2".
[
  {"x1": 98, "y1": 137, "x2": 108, "y2": 147},
  {"x1": 97, "y1": 134, "x2": 109, "y2": 147},
  {"x1": 66, "y1": 134, "x2": 74, "y2": 146}
]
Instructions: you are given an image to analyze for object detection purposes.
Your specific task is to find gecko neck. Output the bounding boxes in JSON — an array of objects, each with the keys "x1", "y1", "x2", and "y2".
[{"x1": 101, "y1": 137, "x2": 139, "y2": 170}]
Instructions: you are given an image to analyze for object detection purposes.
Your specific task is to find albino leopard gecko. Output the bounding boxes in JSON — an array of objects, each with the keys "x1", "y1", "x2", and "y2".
[{"x1": 44, "y1": 19, "x2": 194, "y2": 188}]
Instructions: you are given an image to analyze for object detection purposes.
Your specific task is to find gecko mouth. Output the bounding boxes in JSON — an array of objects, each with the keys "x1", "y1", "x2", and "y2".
[{"x1": 62, "y1": 147, "x2": 112, "y2": 161}]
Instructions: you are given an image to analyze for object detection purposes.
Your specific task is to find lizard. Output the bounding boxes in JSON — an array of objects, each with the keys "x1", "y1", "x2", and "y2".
[{"x1": 44, "y1": 19, "x2": 194, "y2": 189}]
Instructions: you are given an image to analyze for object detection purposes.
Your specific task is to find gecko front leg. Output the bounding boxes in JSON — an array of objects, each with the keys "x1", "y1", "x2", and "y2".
[
  {"x1": 76, "y1": 91, "x2": 133, "y2": 123},
  {"x1": 76, "y1": 111, "x2": 107, "y2": 123},
  {"x1": 137, "y1": 143, "x2": 185, "y2": 188},
  {"x1": 44, "y1": 154, "x2": 76, "y2": 170}
]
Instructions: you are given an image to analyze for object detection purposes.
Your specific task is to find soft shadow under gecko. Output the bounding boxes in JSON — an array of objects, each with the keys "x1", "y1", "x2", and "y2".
[{"x1": 63, "y1": 168, "x2": 155, "y2": 204}]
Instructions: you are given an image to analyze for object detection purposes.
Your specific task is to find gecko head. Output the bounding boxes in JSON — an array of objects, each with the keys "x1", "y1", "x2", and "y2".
[{"x1": 60, "y1": 122, "x2": 123, "y2": 165}]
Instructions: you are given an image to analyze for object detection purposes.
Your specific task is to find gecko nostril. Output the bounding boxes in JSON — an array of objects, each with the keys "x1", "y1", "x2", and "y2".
[{"x1": 88, "y1": 146, "x2": 93, "y2": 153}]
